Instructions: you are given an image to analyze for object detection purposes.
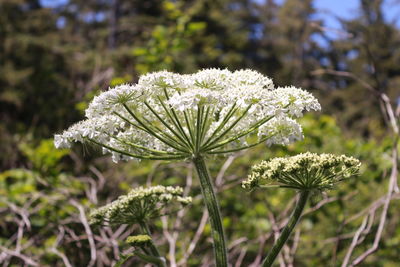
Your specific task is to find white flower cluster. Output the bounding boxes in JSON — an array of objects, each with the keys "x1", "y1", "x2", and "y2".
[
  {"x1": 89, "y1": 186, "x2": 192, "y2": 226},
  {"x1": 54, "y1": 115, "x2": 125, "y2": 149},
  {"x1": 55, "y1": 69, "x2": 321, "y2": 161},
  {"x1": 242, "y1": 152, "x2": 361, "y2": 191}
]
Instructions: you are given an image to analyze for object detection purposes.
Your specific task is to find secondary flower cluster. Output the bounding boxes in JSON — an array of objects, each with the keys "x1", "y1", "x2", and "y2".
[
  {"x1": 89, "y1": 186, "x2": 192, "y2": 226},
  {"x1": 54, "y1": 69, "x2": 320, "y2": 161},
  {"x1": 242, "y1": 152, "x2": 361, "y2": 191}
]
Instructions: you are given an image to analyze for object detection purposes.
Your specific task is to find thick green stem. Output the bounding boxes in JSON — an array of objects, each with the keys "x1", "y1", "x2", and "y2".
[
  {"x1": 262, "y1": 190, "x2": 310, "y2": 267},
  {"x1": 139, "y1": 222, "x2": 166, "y2": 267},
  {"x1": 193, "y1": 155, "x2": 228, "y2": 267}
]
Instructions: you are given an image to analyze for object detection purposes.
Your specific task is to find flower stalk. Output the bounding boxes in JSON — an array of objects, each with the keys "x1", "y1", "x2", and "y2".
[
  {"x1": 243, "y1": 153, "x2": 361, "y2": 267},
  {"x1": 193, "y1": 155, "x2": 228, "y2": 267},
  {"x1": 262, "y1": 190, "x2": 310, "y2": 267},
  {"x1": 139, "y1": 221, "x2": 167, "y2": 267}
]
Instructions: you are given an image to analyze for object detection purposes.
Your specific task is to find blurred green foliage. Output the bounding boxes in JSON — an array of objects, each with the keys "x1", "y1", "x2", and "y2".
[{"x1": 133, "y1": 1, "x2": 206, "y2": 73}]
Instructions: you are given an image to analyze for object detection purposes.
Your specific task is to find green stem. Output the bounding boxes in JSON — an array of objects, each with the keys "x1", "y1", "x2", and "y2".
[
  {"x1": 262, "y1": 190, "x2": 310, "y2": 267},
  {"x1": 139, "y1": 222, "x2": 166, "y2": 267},
  {"x1": 192, "y1": 155, "x2": 228, "y2": 267},
  {"x1": 134, "y1": 252, "x2": 166, "y2": 266}
]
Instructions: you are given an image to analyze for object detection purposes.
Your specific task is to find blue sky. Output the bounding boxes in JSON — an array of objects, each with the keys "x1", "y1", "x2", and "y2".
[
  {"x1": 314, "y1": 0, "x2": 400, "y2": 27},
  {"x1": 40, "y1": 0, "x2": 68, "y2": 7},
  {"x1": 273, "y1": 0, "x2": 400, "y2": 28},
  {"x1": 40, "y1": 0, "x2": 400, "y2": 31}
]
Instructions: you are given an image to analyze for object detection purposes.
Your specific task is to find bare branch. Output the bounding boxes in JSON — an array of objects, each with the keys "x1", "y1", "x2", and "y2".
[
  {"x1": 215, "y1": 154, "x2": 238, "y2": 186},
  {"x1": 6, "y1": 201, "x2": 31, "y2": 230},
  {"x1": 178, "y1": 209, "x2": 209, "y2": 266},
  {"x1": 49, "y1": 227, "x2": 73, "y2": 267},
  {"x1": 234, "y1": 247, "x2": 248, "y2": 267},
  {"x1": 0, "y1": 246, "x2": 38, "y2": 266},
  {"x1": 341, "y1": 213, "x2": 369, "y2": 267},
  {"x1": 70, "y1": 199, "x2": 97, "y2": 267},
  {"x1": 347, "y1": 145, "x2": 398, "y2": 266},
  {"x1": 311, "y1": 69, "x2": 399, "y2": 134}
]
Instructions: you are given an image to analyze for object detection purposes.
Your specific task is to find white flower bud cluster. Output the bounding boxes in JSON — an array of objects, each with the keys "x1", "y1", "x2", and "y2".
[
  {"x1": 55, "y1": 69, "x2": 320, "y2": 160},
  {"x1": 242, "y1": 152, "x2": 361, "y2": 191},
  {"x1": 89, "y1": 186, "x2": 192, "y2": 226},
  {"x1": 126, "y1": 235, "x2": 152, "y2": 247}
]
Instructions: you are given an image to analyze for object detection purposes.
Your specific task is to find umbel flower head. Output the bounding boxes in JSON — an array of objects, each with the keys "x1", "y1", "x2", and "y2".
[
  {"x1": 242, "y1": 152, "x2": 361, "y2": 192},
  {"x1": 89, "y1": 186, "x2": 192, "y2": 226},
  {"x1": 126, "y1": 235, "x2": 152, "y2": 248},
  {"x1": 54, "y1": 69, "x2": 320, "y2": 162}
]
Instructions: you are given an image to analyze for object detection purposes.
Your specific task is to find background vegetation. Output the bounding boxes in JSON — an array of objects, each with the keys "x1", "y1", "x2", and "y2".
[{"x1": 1, "y1": 0, "x2": 399, "y2": 266}]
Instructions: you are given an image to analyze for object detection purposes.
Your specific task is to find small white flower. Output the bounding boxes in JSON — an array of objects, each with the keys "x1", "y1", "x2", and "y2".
[
  {"x1": 54, "y1": 134, "x2": 71, "y2": 149},
  {"x1": 260, "y1": 116, "x2": 303, "y2": 146}
]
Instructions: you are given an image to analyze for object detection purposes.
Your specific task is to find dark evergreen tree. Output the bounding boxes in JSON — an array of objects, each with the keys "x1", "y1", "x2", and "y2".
[{"x1": 326, "y1": 0, "x2": 400, "y2": 137}]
